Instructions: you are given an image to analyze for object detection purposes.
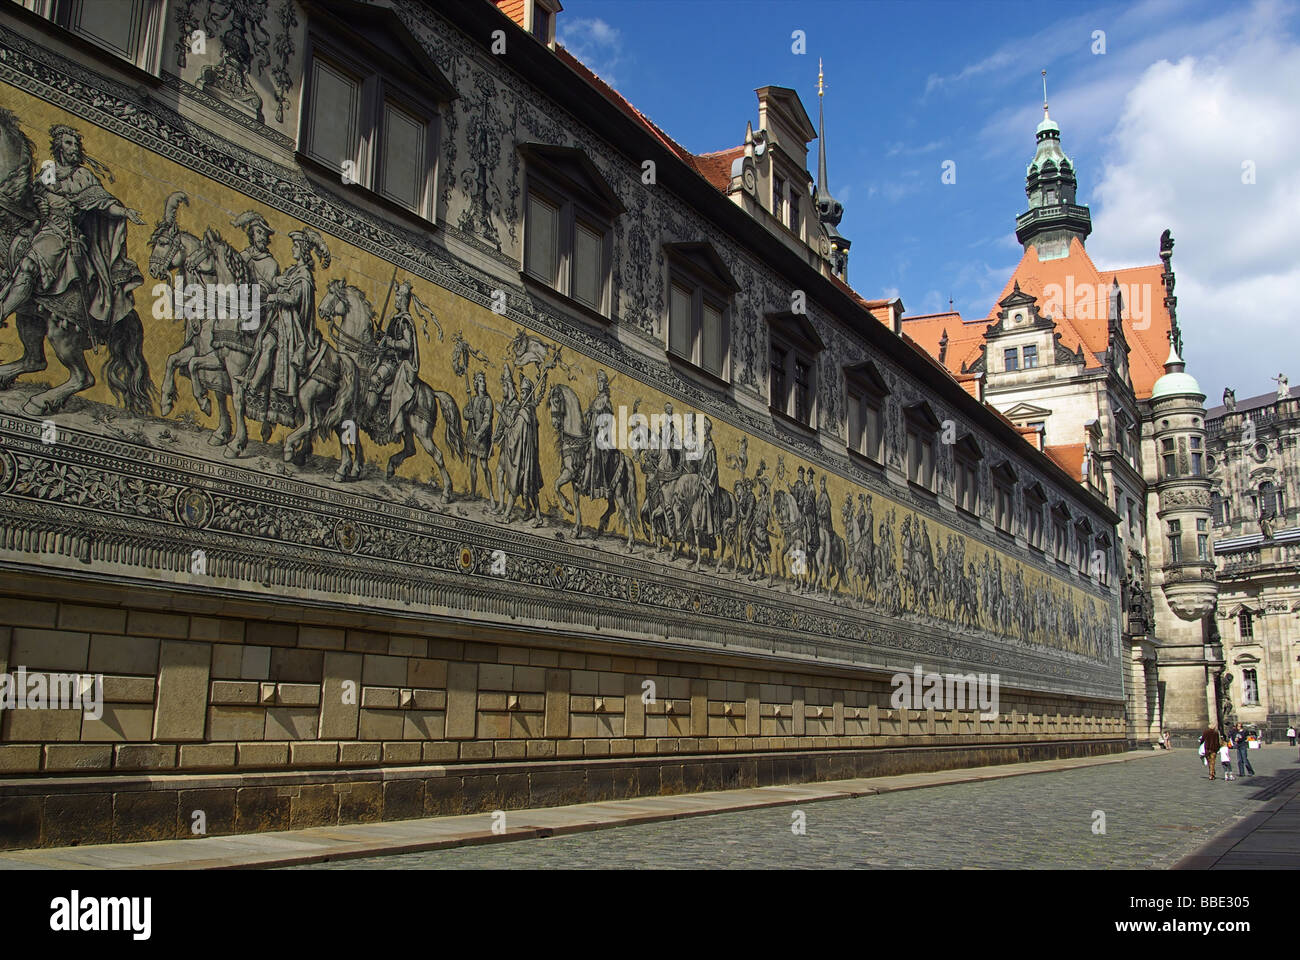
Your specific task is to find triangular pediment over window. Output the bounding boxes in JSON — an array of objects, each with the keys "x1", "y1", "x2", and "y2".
[
  {"x1": 954, "y1": 432, "x2": 984, "y2": 461},
  {"x1": 1004, "y1": 401, "x2": 1053, "y2": 420},
  {"x1": 767, "y1": 310, "x2": 824, "y2": 353},
  {"x1": 663, "y1": 242, "x2": 739, "y2": 293},
  {"x1": 843, "y1": 360, "x2": 889, "y2": 397},
  {"x1": 991, "y1": 459, "x2": 1018, "y2": 484},
  {"x1": 905, "y1": 400, "x2": 941, "y2": 431},
  {"x1": 309, "y1": 0, "x2": 458, "y2": 101},
  {"x1": 518, "y1": 143, "x2": 626, "y2": 217}
]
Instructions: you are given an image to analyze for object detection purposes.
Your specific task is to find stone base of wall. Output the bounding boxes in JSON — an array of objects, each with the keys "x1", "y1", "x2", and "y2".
[{"x1": 0, "y1": 739, "x2": 1123, "y2": 850}]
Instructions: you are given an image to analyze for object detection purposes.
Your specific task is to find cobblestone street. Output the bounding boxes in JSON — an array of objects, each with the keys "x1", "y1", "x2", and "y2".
[{"x1": 298, "y1": 748, "x2": 1300, "y2": 869}]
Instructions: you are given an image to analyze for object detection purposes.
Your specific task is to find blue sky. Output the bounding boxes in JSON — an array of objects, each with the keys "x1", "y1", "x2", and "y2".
[{"x1": 557, "y1": 0, "x2": 1300, "y2": 400}]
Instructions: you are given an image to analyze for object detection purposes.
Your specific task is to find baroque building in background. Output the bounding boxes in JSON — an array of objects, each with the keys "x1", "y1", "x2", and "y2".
[
  {"x1": 0, "y1": 0, "x2": 1123, "y2": 849},
  {"x1": 903, "y1": 96, "x2": 1224, "y2": 744},
  {"x1": 1206, "y1": 378, "x2": 1300, "y2": 740}
]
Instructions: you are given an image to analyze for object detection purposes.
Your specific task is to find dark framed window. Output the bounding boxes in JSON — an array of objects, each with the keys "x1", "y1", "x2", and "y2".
[
  {"x1": 1051, "y1": 504, "x2": 1071, "y2": 563},
  {"x1": 1028, "y1": 420, "x2": 1045, "y2": 441},
  {"x1": 663, "y1": 244, "x2": 737, "y2": 380},
  {"x1": 1022, "y1": 344, "x2": 1039, "y2": 368},
  {"x1": 1239, "y1": 610, "x2": 1253, "y2": 640},
  {"x1": 39, "y1": 0, "x2": 167, "y2": 73},
  {"x1": 1190, "y1": 436, "x2": 1204, "y2": 476},
  {"x1": 1197, "y1": 518, "x2": 1210, "y2": 561},
  {"x1": 1211, "y1": 491, "x2": 1227, "y2": 526},
  {"x1": 773, "y1": 176, "x2": 785, "y2": 223},
  {"x1": 904, "y1": 404, "x2": 940, "y2": 492},
  {"x1": 1025, "y1": 484, "x2": 1047, "y2": 551},
  {"x1": 1093, "y1": 534, "x2": 1112, "y2": 585},
  {"x1": 953, "y1": 435, "x2": 983, "y2": 516},
  {"x1": 1167, "y1": 519, "x2": 1182, "y2": 562},
  {"x1": 846, "y1": 363, "x2": 888, "y2": 464},
  {"x1": 992, "y1": 462, "x2": 1016, "y2": 534},
  {"x1": 1161, "y1": 438, "x2": 1176, "y2": 478},
  {"x1": 789, "y1": 187, "x2": 801, "y2": 237},
  {"x1": 768, "y1": 313, "x2": 824, "y2": 428},
  {"x1": 302, "y1": 34, "x2": 447, "y2": 221},
  {"x1": 1004, "y1": 347, "x2": 1019, "y2": 372}
]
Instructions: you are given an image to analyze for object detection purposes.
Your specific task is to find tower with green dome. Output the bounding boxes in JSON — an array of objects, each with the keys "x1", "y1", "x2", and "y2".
[{"x1": 1015, "y1": 71, "x2": 1093, "y2": 260}]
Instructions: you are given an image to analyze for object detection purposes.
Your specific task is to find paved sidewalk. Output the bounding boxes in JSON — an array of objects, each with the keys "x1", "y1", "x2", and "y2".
[
  {"x1": 0, "y1": 749, "x2": 1163, "y2": 870},
  {"x1": 1173, "y1": 760, "x2": 1300, "y2": 869}
]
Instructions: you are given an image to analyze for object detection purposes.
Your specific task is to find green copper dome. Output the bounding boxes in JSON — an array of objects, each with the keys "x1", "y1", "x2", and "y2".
[{"x1": 1150, "y1": 342, "x2": 1203, "y2": 399}]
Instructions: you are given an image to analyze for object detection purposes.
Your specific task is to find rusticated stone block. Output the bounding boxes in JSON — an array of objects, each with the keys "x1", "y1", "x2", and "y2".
[
  {"x1": 0, "y1": 597, "x2": 56, "y2": 629},
  {"x1": 289, "y1": 741, "x2": 338, "y2": 766},
  {"x1": 290, "y1": 783, "x2": 338, "y2": 829},
  {"x1": 245, "y1": 621, "x2": 296, "y2": 648},
  {"x1": 445, "y1": 662, "x2": 478, "y2": 739},
  {"x1": 407, "y1": 658, "x2": 447, "y2": 689},
  {"x1": 189, "y1": 617, "x2": 244, "y2": 644},
  {"x1": 208, "y1": 705, "x2": 265, "y2": 741},
  {"x1": 126, "y1": 609, "x2": 188, "y2": 639},
  {"x1": 421, "y1": 740, "x2": 458, "y2": 761},
  {"x1": 102, "y1": 676, "x2": 155, "y2": 703},
  {"x1": 58, "y1": 604, "x2": 126, "y2": 634},
  {"x1": 113, "y1": 744, "x2": 176, "y2": 770},
  {"x1": 0, "y1": 796, "x2": 42, "y2": 849},
  {"x1": 82, "y1": 704, "x2": 153, "y2": 742},
  {"x1": 265, "y1": 707, "x2": 318, "y2": 740},
  {"x1": 320, "y1": 651, "x2": 363, "y2": 740},
  {"x1": 339, "y1": 742, "x2": 381, "y2": 765},
  {"x1": 497, "y1": 773, "x2": 531, "y2": 809},
  {"x1": 270, "y1": 649, "x2": 323, "y2": 684},
  {"x1": 153, "y1": 640, "x2": 210, "y2": 741},
  {"x1": 297, "y1": 625, "x2": 345, "y2": 650},
  {"x1": 338, "y1": 780, "x2": 382, "y2": 823},
  {"x1": 12, "y1": 628, "x2": 89, "y2": 672},
  {"x1": 178, "y1": 788, "x2": 236, "y2": 837},
  {"x1": 43, "y1": 793, "x2": 113, "y2": 846},
  {"x1": 423, "y1": 776, "x2": 464, "y2": 817},
  {"x1": 179, "y1": 743, "x2": 236, "y2": 769},
  {"x1": 383, "y1": 778, "x2": 424, "y2": 820},
  {"x1": 113, "y1": 791, "x2": 179, "y2": 843},
  {"x1": 460, "y1": 774, "x2": 501, "y2": 814},
  {"x1": 690, "y1": 679, "x2": 708, "y2": 736},
  {"x1": 237, "y1": 742, "x2": 288, "y2": 767},
  {"x1": 382, "y1": 741, "x2": 420, "y2": 763},
  {"x1": 0, "y1": 745, "x2": 42, "y2": 773},
  {"x1": 544, "y1": 669, "x2": 569, "y2": 738},
  {"x1": 44, "y1": 744, "x2": 112, "y2": 771},
  {"x1": 234, "y1": 786, "x2": 290, "y2": 833},
  {"x1": 89, "y1": 634, "x2": 159, "y2": 675}
]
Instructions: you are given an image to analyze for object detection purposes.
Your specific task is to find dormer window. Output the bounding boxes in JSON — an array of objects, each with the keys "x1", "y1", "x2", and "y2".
[
  {"x1": 665, "y1": 242, "x2": 737, "y2": 381},
  {"x1": 521, "y1": 145, "x2": 624, "y2": 317},
  {"x1": 768, "y1": 312, "x2": 824, "y2": 429},
  {"x1": 1004, "y1": 347, "x2": 1019, "y2": 372},
  {"x1": 1022, "y1": 344, "x2": 1039, "y2": 369},
  {"x1": 302, "y1": 10, "x2": 458, "y2": 221},
  {"x1": 845, "y1": 362, "x2": 889, "y2": 464},
  {"x1": 904, "y1": 403, "x2": 941, "y2": 492}
]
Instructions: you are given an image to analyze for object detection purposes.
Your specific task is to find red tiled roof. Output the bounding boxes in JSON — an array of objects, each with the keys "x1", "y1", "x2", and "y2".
[
  {"x1": 693, "y1": 146, "x2": 744, "y2": 192},
  {"x1": 901, "y1": 238, "x2": 1174, "y2": 398},
  {"x1": 494, "y1": 0, "x2": 527, "y2": 27},
  {"x1": 1044, "y1": 443, "x2": 1086, "y2": 481}
]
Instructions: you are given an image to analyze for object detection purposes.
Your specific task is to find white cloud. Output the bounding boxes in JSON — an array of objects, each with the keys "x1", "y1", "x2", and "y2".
[
  {"x1": 1087, "y1": 10, "x2": 1300, "y2": 395},
  {"x1": 558, "y1": 17, "x2": 624, "y2": 86}
]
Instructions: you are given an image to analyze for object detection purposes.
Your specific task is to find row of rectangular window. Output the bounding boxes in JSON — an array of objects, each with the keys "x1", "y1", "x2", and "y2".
[{"x1": 1003, "y1": 344, "x2": 1039, "y2": 371}]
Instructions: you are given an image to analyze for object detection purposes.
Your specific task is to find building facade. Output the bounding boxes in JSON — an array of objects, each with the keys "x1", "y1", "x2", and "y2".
[
  {"x1": 1206, "y1": 380, "x2": 1300, "y2": 740},
  {"x1": 0, "y1": 0, "x2": 1123, "y2": 849},
  {"x1": 903, "y1": 98, "x2": 1221, "y2": 745}
]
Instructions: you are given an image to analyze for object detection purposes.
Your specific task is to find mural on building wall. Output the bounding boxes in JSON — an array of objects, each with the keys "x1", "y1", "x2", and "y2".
[{"x1": 0, "y1": 90, "x2": 1113, "y2": 667}]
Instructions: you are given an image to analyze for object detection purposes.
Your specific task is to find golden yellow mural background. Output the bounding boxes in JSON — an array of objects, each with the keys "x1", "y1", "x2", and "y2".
[{"x1": 1, "y1": 83, "x2": 1111, "y2": 654}]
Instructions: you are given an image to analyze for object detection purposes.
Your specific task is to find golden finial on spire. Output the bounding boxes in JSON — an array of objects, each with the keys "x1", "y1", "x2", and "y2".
[
  {"x1": 1042, "y1": 68, "x2": 1049, "y2": 118},
  {"x1": 818, "y1": 58, "x2": 825, "y2": 98}
]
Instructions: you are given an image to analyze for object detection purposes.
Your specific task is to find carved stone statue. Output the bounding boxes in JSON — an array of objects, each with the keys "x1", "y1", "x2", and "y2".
[
  {"x1": 1223, "y1": 387, "x2": 1236, "y2": 413},
  {"x1": 1272, "y1": 373, "x2": 1289, "y2": 402}
]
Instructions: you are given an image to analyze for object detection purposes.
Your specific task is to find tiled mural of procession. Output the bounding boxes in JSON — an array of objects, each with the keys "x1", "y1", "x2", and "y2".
[{"x1": 0, "y1": 101, "x2": 1107, "y2": 661}]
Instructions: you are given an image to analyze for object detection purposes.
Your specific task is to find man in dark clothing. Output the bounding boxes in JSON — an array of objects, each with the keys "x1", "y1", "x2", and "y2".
[
  {"x1": 1233, "y1": 723, "x2": 1256, "y2": 777},
  {"x1": 1200, "y1": 724, "x2": 1221, "y2": 780}
]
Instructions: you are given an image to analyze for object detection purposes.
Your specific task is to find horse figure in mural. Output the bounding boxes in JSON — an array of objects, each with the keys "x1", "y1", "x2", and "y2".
[
  {"x1": 316, "y1": 279, "x2": 464, "y2": 494},
  {"x1": 546, "y1": 382, "x2": 640, "y2": 548},
  {"x1": 771, "y1": 488, "x2": 814, "y2": 592},
  {"x1": 0, "y1": 110, "x2": 153, "y2": 417},
  {"x1": 148, "y1": 192, "x2": 261, "y2": 450}
]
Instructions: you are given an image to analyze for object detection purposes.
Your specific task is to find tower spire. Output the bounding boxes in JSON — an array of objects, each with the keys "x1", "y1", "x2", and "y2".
[
  {"x1": 813, "y1": 59, "x2": 849, "y2": 280},
  {"x1": 1041, "y1": 68, "x2": 1049, "y2": 120},
  {"x1": 1015, "y1": 70, "x2": 1091, "y2": 259}
]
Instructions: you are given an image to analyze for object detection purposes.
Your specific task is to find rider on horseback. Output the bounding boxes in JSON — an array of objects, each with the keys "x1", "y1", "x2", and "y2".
[
  {"x1": 0, "y1": 125, "x2": 144, "y2": 337},
  {"x1": 368, "y1": 280, "x2": 425, "y2": 435}
]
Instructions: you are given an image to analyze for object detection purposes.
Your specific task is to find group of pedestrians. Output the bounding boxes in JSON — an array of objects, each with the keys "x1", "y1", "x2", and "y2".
[{"x1": 1197, "y1": 722, "x2": 1257, "y2": 781}]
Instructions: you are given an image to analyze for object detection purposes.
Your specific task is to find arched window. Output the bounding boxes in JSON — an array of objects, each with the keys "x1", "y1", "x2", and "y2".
[
  {"x1": 1241, "y1": 668, "x2": 1259, "y2": 705},
  {"x1": 1259, "y1": 480, "x2": 1277, "y2": 518}
]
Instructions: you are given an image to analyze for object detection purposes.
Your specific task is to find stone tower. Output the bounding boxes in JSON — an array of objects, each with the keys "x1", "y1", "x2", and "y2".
[
  {"x1": 1146, "y1": 335, "x2": 1221, "y2": 739},
  {"x1": 1015, "y1": 75, "x2": 1092, "y2": 260},
  {"x1": 813, "y1": 60, "x2": 850, "y2": 281}
]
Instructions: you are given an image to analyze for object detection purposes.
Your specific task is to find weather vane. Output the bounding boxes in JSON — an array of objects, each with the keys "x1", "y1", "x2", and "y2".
[{"x1": 818, "y1": 58, "x2": 825, "y2": 98}]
